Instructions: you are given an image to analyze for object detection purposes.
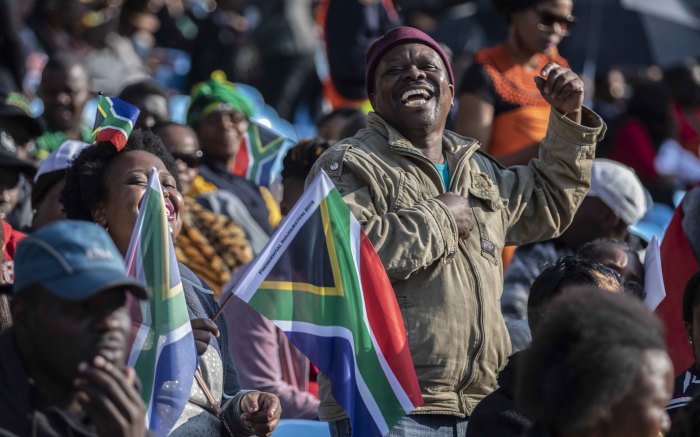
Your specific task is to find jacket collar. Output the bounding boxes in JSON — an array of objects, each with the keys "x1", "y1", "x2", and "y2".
[{"x1": 366, "y1": 112, "x2": 480, "y2": 161}]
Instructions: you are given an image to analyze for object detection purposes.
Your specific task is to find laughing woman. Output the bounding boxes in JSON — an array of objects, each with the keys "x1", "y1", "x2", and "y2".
[{"x1": 60, "y1": 130, "x2": 281, "y2": 436}]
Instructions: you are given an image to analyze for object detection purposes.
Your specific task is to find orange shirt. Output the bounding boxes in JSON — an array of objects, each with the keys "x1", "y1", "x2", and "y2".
[{"x1": 463, "y1": 44, "x2": 568, "y2": 157}]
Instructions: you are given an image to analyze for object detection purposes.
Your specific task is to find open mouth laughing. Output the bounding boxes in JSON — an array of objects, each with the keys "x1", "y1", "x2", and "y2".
[{"x1": 400, "y1": 87, "x2": 434, "y2": 107}]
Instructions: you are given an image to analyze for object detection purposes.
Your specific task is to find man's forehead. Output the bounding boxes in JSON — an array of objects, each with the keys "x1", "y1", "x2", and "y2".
[{"x1": 378, "y1": 43, "x2": 443, "y2": 64}]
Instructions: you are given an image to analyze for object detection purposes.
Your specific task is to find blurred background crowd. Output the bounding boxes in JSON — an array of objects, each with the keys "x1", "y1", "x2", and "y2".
[
  {"x1": 3, "y1": 0, "x2": 700, "y2": 435},
  {"x1": 2, "y1": 0, "x2": 700, "y2": 228}
]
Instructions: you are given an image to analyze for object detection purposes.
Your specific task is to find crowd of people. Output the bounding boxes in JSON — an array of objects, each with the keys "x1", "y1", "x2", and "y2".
[{"x1": 1, "y1": 0, "x2": 700, "y2": 436}]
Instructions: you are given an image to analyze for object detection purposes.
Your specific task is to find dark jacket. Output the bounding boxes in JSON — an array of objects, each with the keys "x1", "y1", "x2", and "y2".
[
  {"x1": 466, "y1": 351, "x2": 531, "y2": 437},
  {"x1": 0, "y1": 264, "x2": 245, "y2": 437},
  {"x1": 0, "y1": 328, "x2": 100, "y2": 437}
]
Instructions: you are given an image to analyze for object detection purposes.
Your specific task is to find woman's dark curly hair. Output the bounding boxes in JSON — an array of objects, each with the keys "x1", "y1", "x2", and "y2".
[
  {"x1": 281, "y1": 137, "x2": 332, "y2": 182},
  {"x1": 61, "y1": 129, "x2": 180, "y2": 221}
]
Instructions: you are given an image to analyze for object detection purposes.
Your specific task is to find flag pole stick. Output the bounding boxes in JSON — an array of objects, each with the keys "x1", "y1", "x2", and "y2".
[{"x1": 211, "y1": 293, "x2": 233, "y2": 322}]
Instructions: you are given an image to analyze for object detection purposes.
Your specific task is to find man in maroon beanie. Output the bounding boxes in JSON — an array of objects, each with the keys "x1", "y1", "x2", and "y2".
[{"x1": 308, "y1": 26, "x2": 606, "y2": 436}]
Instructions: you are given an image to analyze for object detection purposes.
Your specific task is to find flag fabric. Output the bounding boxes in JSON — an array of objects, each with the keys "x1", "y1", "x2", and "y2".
[
  {"x1": 125, "y1": 168, "x2": 197, "y2": 436},
  {"x1": 655, "y1": 188, "x2": 700, "y2": 376},
  {"x1": 91, "y1": 95, "x2": 140, "y2": 151},
  {"x1": 231, "y1": 170, "x2": 423, "y2": 437},
  {"x1": 232, "y1": 119, "x2": 295, "y2": 187}
]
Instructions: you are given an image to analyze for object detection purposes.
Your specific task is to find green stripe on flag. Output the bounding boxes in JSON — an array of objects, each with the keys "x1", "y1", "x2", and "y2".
[
  {"x1": 324, "y1": 192, "x2": 409, "y2": 423},
  {"x1": 132, "y1": 185, "x2": 190, "y2": 407},
  {"x1": 250, "y1": 190, "x2": 408, "y2": 423},
  {"x1": 92, "y1": 95, "x2": 135, "y2": 140}
]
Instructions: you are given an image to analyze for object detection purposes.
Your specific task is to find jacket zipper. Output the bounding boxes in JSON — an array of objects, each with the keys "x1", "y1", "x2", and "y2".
[
  {"x1": 459, "y1": 249, "x2": 486, "y2": 402},
  {"x1": 393, "y1": 143, "x2": 486, "y2": 411}
]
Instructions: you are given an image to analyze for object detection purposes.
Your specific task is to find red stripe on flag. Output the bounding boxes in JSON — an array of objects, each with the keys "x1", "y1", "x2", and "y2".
[
  {"x1": 95, "y1": 128, "x2": 128, "y2": 151},
  {"x1": 358, "y1": 230, "x2": 423, "y2": 407},
  {"x1": 656, "y1": 202, "x2": 699, "y2": 376},
  {"x1": 232, "y1": 137, "x2": 250, "y2": 177}
]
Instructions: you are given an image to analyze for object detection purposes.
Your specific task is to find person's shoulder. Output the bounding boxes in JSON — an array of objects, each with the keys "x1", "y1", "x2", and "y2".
[
  {"x1": 467, "y1": 385, "x2": 531, "y2": 437},
  {"x1": 179, "y1": 262, "x2": 214, "y2": 296},
  {"x1": 312, "y1": 133, "x2": 380, "y2": 171}
]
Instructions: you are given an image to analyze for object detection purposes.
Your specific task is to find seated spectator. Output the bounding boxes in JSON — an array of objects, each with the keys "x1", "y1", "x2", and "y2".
[
  {"x1": 0, "y1": 145, "x2": 36, "y2": 231},
  {"x1": 36, "y1": 54, "x2": 92, "y2": 159},
  {"x1": 667, "y1": 270, "x2": 700, "y2": 420},
  {"x1": 502, "y1": 158, "x2": 650, "y2": 322},
  {"x1": 0, "y1": 216, "x2": 26, "y2": 329},
  {"x1": 31, "y1": 140, "x2": 89, "y2": 230},
  {"x1": 516, "y1": 287, "x2": 673, "y2": 437},
  {"x1": 0, "y1": 70, "x2": 43, "y2": 161},
  {"x1": 606, "y1": 81, "x2": 679, "y2": 204},
  {"x1": 578, "y1": 238, "x2": 645, "y2": 300},
  {"x1": 467, "y1": 257, "x2": 622, "y2": 437},
  {"x1": 315, "y1": 107, "x2": 367, "y2": 144},
  {"x1": 224, "y1": 138, "x2": 332, "y2": 420},
  {"x1": 0, "y1": 220, "x2": 150, "y2": 436},
  {"x1": 186, "y1": 76, "x2": 280, "y2": 243},
  {"x1": 279, "y1": 137, "x2": 331, "y2": 216},
  {"x1": 62, "y1": 129, "x2": 281, "y2": 435},
  {"x1": 119, "y1": 79, "x2": 170, "y2": 130},
  {"x1": 154, "y1": 121, "x2": 253, "y2": 296}
]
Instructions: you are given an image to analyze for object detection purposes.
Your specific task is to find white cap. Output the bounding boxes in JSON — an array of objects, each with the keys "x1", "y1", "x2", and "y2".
[
  {"x1": 587, "y1": 159, "x2": 652, "y2": 226},
  {"x1": 34, "y1": 140, "x2": 90, "y2": 182}
]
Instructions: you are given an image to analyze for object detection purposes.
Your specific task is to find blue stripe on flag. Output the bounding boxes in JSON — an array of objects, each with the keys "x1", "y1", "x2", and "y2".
[
  {"x1": 149, "y1": 331, "x2": 197, "y2": 435},
  {"x1": 286, "y1": 331, "x2": 383, "y2": 437}
]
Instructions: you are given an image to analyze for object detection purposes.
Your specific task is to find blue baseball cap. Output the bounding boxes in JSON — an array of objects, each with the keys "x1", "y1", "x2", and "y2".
[{"x1": 12, "y1": 220, "x2": 148, "y2": 300}]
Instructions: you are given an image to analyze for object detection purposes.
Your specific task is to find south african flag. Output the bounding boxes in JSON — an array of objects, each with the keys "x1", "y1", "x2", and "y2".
[
  {"x1": 91, "y1": 95, "x2": 141, "y2": 151},
  {"x1": 232, "y1": 119, "x2": 295, "y2": 187},
  {"x1": 230, "y1": 171, "x2": 423, "y2": 436}
]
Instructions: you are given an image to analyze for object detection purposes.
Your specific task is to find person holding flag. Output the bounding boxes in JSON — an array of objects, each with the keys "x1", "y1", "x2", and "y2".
[
  {"x1": 185, "y1": 74, "x2": 282, "y2": 236},
  {"x1": 62, "y1": 121, "x2": 282, "y2": 435},
  {"x1": 308, "y1": 26, "x2": 606, "y2": 435}
]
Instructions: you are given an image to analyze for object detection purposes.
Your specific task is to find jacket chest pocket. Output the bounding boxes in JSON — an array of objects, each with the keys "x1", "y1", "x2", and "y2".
[
  {"x1": 468, "y1": 174, "x2": 506, "y2": 266},
  {"x1": 393, "y1": 171, "x2": 437, "y2": 211}
]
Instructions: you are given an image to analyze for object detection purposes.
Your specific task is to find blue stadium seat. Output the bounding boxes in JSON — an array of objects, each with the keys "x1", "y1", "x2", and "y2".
[{"x1": 272, "y1": 419, "x2": 331, "y2": 437}]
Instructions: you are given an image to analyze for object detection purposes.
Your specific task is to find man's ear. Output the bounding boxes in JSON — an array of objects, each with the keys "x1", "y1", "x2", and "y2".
[
  {"x1": 449, "y1": 83, "x2": 455, "y2": 100},
  {"x1": 368, "y1": 92, "x2": 376, "y2": 110}
]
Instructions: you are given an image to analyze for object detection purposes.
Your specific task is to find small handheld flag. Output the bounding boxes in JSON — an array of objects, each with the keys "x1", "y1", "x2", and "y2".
[
  {"x1": 91, "y1": 94, "x2": 140, "y2": 151},
  {"x1": 125, "y1": 168, "x2": 197, "y2": 436},
  {"x1": 232, "y1": 119, "x2": 295, "y2": 187},
  {"x1": 227, "y1": 171, "x2": 423, "y2": 437}
]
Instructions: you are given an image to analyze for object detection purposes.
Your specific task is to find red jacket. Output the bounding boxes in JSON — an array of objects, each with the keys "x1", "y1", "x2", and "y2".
[{"x1": 1, "y1": 220, "x2": 26, "y2": 286}]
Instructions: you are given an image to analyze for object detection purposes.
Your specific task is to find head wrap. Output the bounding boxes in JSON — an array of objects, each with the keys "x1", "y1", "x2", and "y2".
[
  {"x1": 186, "y1": 72, "x2": 254, "y2": 128},
  {"x1": 365, "y1": 26, "x2": 454, "y2": 97}
]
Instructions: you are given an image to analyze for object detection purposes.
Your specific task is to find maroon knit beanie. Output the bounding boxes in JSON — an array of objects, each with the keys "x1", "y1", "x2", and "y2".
[{"x1": 365, "y1": 26, "x2": 454, "y2": 96}]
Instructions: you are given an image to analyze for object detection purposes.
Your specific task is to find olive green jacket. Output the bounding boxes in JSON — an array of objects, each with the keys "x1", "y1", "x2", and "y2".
[{"x1": 307, "y1": 107, "x2": 605, "y2": 419}]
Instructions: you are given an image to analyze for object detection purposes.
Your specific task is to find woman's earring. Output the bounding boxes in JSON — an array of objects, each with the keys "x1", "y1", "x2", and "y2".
[{"x1": 689, "y1": 337, "x2": 694, "y2": 345}]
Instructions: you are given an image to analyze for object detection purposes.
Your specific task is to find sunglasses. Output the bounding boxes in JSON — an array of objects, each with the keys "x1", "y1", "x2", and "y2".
[
  {"x1": 171, "y1": 150, "x2": 203, "y2": 168},
  {"x1": 536, "y1": 10, "x2": 576, "y2": 36}
]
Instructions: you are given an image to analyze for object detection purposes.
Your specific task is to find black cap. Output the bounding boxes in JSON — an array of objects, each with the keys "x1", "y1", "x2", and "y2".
[{"x1": 0, "y1": 146, "x2": 37, "y2": 176}]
